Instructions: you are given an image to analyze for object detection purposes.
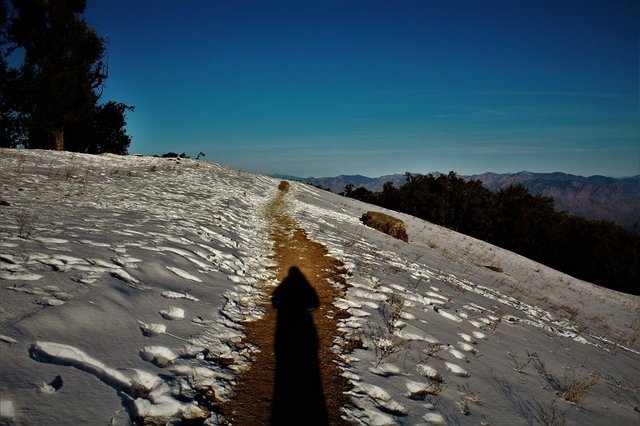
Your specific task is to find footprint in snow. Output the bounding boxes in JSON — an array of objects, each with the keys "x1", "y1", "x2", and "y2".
[{"x1": 37, "y1": 375, "x2": 63, "y2": 393}]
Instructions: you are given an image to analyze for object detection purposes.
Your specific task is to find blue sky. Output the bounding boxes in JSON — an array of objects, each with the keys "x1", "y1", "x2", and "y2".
[{"x1": 85, "y1": 0, "x2": 639, "y2": 178}]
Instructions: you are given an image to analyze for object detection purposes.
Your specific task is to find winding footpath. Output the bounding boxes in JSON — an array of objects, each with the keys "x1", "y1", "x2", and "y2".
[{"x1": 222, "y1": 183, "x2": 352, "y2": 425}]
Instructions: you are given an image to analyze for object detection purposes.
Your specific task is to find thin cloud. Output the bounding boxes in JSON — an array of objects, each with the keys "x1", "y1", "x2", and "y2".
[{"x1": 475, "y1": 90, "x2": 635, "y2": 98}]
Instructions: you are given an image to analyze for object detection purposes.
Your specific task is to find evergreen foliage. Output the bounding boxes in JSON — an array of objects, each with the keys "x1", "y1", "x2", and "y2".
[
  {"x1": 0, "y1": 0, "x2": 22, "y2": 147},
  {"x1": 65, "y1": 101, "x2": 134, "y2": 154},
  {"x1": 0, "y1": 0, "x2": 132, "y2": 154},
  {"x1": 343, "y1": 172, "x2": 640, "y2": 295}
]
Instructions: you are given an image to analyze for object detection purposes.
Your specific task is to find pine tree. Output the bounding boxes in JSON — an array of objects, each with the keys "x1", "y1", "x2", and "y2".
[
  {"x1": 9, "y1": 0, "x2": 107, "y2": 150},
  {"x1": 0, "y1": 0, "x2": 20, "y2": 147}
]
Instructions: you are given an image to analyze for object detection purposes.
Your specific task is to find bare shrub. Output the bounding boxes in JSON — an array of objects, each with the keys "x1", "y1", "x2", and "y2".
[
  {"x1": 457, "y1": 383, "x2": 482, "y2": 405},
  {"x1": 559, "y1": 305, "x2": 579, "y2": 322},
  {"x1": 531, "y1": 353, "x2": 599, "y2": 404},
  {"x1": 64, "y1": 166, "x2": 77, "y2": 180},
  {"x1": 621, "y1": 319, "x2": 640, "y2": 350},
  {"x1": 495, "y1": 376, "x2": 569, "y2": 426},
  {"x1": 16, "y1": 154, "x2": 26, "y2": 173},
  {"x1": 556, "y1": 373, "x2": 600, "y2": 404},
  {"x1": 16, "y1": 209, "x2": 38, "y2": 238},
  {"x1": 528, "y1": 400, "x2": 568, "y2": 426},
  {"x1": 459, "y1": 399, "x2": 471, "y2": 415},
  {"x1": 380, "y1": 293, "x2": 405, "y2": 334},
  {"x1": 423, "y1": 342, "x2": 443, "y2": 359},
  {"x1": 369, "y1": 276, "x2": 381, "y2": 290},
  {"x1": 363, "y1": 324, "x2": 406, "y2": 367}
]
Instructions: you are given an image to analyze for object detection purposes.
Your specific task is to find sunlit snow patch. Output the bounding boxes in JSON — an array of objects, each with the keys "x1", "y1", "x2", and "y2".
[
  {"x1": 30, "y1": 342, "x2": 131, "y2": 393},
  {"x1": 159, "y1": 306, "x2": 185, "y2": 320},
  {"x1": 165, "y1": 266, "x2": 202, "y2": 282},
  {"x1": 0, "y1": 399, "x2": 15, "y2": 423},
  {"x1": 0, "y1": 335, "x2": 18, "y2": 344},
  {"x1": 424, "y1": 412, "x2": 446, "y2": 424},
  {"x1": 138, "y1": 321, "x2": 167, "y2": 337},
  {"x1": 139, "y1": 346, "x2": 178, "y2": 367},
  {"x1": 444, "y1": 361, "x2": 469, "y2": 377},
  {"x1": 1, "y1": 271, "x2": 42, "y2": 280},
  {"x1": 161, "y1": 290, "x2": 199, "y2": 302},
  {"x1": 352, "y1": 383, "x2": 408, "y2": 417}
]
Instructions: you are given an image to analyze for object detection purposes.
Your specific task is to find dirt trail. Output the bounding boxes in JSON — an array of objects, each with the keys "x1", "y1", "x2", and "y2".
[{"x1": 222, "y1": 183, "x2": 352, "y2": 425}]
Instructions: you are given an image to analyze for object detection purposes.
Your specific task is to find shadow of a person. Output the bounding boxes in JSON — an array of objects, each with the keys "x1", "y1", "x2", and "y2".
[{"x1": 271, "y1": 266, "x2": 328, "y2": 425}]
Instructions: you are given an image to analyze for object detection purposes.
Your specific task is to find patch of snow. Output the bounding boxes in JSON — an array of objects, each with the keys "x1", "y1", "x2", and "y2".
[
  {"x1": 0, "y1": 335, "x2": 17, "y2": 344},
  {"x1": 416, "y1": 363, "x2": 441, "y2": 381},
  {"x1": 139, "y1": 346, "x2": 178, "y2": 367},
  {"x1": 165, "y1": 266, "x2": 202, "y2": 282},
  {"x1": 1, "y1": 271, "x2": 42, "y2": 280},
  {"x1": 423, "y1": 412, "x2": 446, "y2": 424},
  {"x1": 444, "y1": 362, "x2": 469, "y2": 377},
  {"x1": 30, "y1": 342, "x2": 131, "y2": 392},
  {"x1": 0, "y1": 399, "x2": 15, "y2": 423},
  {"x1": 138, "y1": 321, "x2": 167, "y2": 337},
  {"x1": 161, "y1": 290, "x2": 199, "y2": 302},
  {"x1": 159, "y1": 307, "x2": 185, "y2": 320}
]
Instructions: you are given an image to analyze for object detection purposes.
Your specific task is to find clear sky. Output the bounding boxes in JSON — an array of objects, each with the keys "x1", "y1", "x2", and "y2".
[{"x1": 84, "y1": 0, "x2": 639, "y2": 178}]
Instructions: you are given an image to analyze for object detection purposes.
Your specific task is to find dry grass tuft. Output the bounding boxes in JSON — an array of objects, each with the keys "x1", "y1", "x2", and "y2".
[{"x1": 556, "y1": 373, "x2": 600, "y2": 404}]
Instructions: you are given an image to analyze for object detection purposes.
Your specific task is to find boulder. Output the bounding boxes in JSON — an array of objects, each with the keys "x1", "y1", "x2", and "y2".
[{"x1": 361, "y1": 211, "x2": 409, "y2": 243}]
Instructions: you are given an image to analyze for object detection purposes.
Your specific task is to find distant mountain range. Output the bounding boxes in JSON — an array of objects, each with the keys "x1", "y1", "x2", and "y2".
[{"x1": 280, "y1": 172, "x2": 639, "y2": 231}]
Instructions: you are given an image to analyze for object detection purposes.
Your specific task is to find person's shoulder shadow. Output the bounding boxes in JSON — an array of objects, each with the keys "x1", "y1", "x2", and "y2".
[{"x1": 271, "y1": 266, "x2": 328, "y2": 425}]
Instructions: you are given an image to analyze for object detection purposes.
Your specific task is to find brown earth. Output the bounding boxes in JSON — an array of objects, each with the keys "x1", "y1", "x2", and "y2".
[
  {"x1": 361, "y1": 211, "x2": 409, "y2": 243},
  {"x1": 221, "y1": 184, "x2": 352, "y2": 425}
]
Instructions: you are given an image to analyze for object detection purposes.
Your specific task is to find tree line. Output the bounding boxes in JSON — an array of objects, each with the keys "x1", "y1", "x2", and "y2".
[
  {"x1": 0, "y1": 0, "x2": 132, "y2": 154},
  {"x1": 343, "y1": 172, "x2": 640, "y2": 295}
]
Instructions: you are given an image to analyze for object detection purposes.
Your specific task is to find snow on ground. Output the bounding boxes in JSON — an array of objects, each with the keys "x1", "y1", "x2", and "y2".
[
  {"x1": 0, "y1": 150, "x2": 276, "y2": 424},
  {"x1": 290, "y1": 181, "x2": 640, "y2": 425},
  {"x1": 1, "y1": 149, "x2": 639, "y2": 425}
]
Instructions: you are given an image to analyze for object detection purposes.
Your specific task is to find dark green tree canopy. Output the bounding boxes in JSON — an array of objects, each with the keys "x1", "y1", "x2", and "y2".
[
  {"x1": 10, "y1": 0, "x2": 108, "y2": 149},
  {"x1": 1, "y1": 0, "x2": 132, "y2": 154},
  {"x1": 0, "y1": 0, "x2": 21, "y2": 147},
  {"x1": 66, "y1": 101, "x2": 134, "y2": 154}
]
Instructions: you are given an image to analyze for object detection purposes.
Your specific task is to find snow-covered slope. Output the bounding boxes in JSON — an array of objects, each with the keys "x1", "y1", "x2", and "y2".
[{"x1": 1, "y1": 149, "x2": 638, "y2": 425}]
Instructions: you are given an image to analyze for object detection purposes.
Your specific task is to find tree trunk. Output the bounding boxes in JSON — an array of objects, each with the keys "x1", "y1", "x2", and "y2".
[{"x1": 53, "y1": 127, "x2": 64, "y2": 151}]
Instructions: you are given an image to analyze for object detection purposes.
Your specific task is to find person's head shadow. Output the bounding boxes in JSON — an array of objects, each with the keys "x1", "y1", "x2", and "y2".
[
  {"x1": 271, "y1": 266, "x2": 320, "y2": 312},
  {"x1": 270, "y1": 266, "x2": 328, "y2": 425}
]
